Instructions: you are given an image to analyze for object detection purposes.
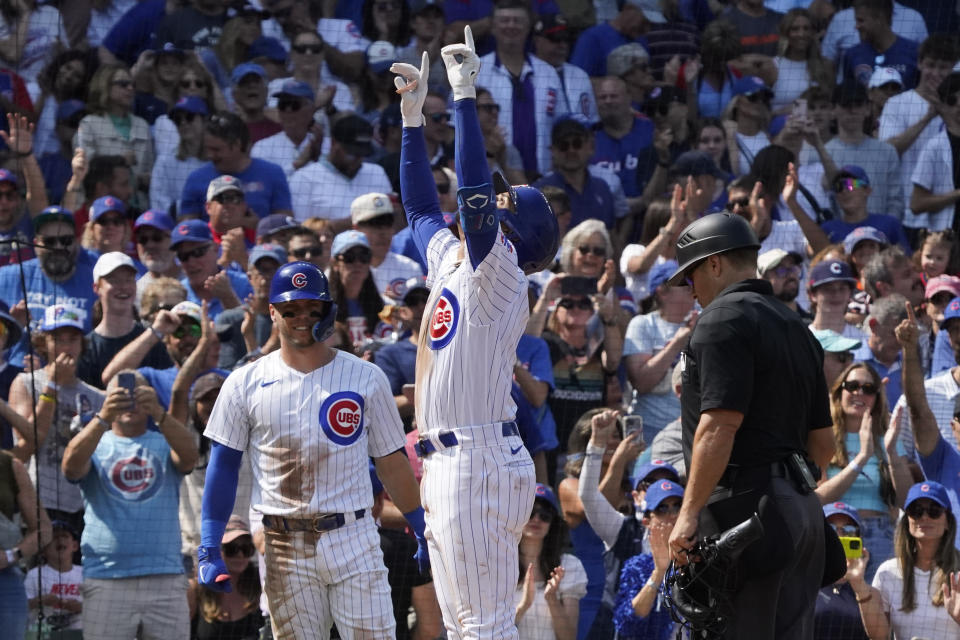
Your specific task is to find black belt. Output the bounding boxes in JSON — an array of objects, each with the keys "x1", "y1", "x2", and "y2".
[
  {"x1": 717, "y1": 460, "x2": 789, "y2": 489},
  {"x1": 262, "y1": 510, "x2": 365, "y2": 533},
  {"x1": 415, "y1": 422, "x2": 519, "y2": 458}
]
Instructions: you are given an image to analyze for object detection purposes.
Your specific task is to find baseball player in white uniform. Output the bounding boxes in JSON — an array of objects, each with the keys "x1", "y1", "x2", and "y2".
[
  {"x1": 197, "y1": 261, "x2": 428, "y2": 640},
  {"x1": 391, "y1": 27, "x2": 560, "y2": 640}
]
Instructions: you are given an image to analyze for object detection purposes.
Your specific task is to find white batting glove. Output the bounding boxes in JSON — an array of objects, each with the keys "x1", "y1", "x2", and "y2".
[
  {"x1": 441, "y1": 25, "x2": 480, "y2": 101},
  {"x1": 390, "y1": 51, "x2": 430, "y2": 128}
]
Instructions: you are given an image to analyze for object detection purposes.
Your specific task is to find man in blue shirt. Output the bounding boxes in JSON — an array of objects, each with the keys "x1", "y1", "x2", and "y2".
[
  {"x1": 61, "y1": 369, "x2": 198, "y2": 638},
  {"x1": 592, "y1": 76, "x2": 656, "y2": 204},
  {"x1": 534, "y1": 118, "x2": 617, "y2": 229},
  {"x1": 570, "y1": 0, "x2": 651, "y2": 77},
  {"x1": 169, "y1": 219, "x2": 252, "y2": 321},
  {"x1": 856, "y1": 294, "x2": 908, "y2": 406},
  {"x1": 841, "y1": 0, "x2": 919, "y2": 89},
  {"x1": 180, "y1": 111, "x2": 292, "y2": 220},
  {"x1": 820, "y1": 165, "x2": 911, "y2": 251},
  {"x1": 0, "y1": 207, "x2": 97, "y2": 367},
  {"x1": 894, "y1": 302, "x2": 960, "y2": 547}
]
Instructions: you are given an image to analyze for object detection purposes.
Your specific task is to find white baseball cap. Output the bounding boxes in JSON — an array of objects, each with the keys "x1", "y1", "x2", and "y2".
[
  {"x1": 868, "y1": 67, "x2": 903, "y2": 89},
  {"x1": 351, "y1": 193, "x2": 394, "y2": 224},
  {"x1": 171, "y1": 301, "x2": 202, "y2": 324},
  {"x1": 93, "y1": 251, "x2": 137, "y2": 281},
  {"x1": 40, "y1": 304, "x2": 86, "y2": 332}
]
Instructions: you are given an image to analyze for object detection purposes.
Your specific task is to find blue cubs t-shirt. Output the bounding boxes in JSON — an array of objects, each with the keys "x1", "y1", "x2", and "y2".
[
  {"x1": 517, "y1": 334, "x2": 558, "y2": 451},
  {"x1": 0, "y1": 258, "x2": 97, "y2": 367},
  {"x1": 592, "y1": 116, "x2": 657, "y2": 198},
  {"x1": 78, "y1": 430, "x2": 185, "y2": 577},
  {"x1": 533, "y1": 171, "x2": 617, "y2": 229},
  {"x1": 179, "y1": 158, "x2": 291, "y2": 219},
  {"x1": 841, "y1": 36, "x2": 919, "y2": 89},
  {"x1": 570, "y1": 23, "x2": 648, "y2": 77}
]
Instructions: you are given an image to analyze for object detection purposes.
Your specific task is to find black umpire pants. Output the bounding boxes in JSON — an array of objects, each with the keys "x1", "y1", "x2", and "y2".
[{"x1": 701, "y1": 476, "x2": 825, "y2": 640}]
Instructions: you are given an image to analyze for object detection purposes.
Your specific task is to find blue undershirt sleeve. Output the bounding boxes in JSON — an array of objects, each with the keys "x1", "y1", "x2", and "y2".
[
  {"x1": 453, "y1": 98, "x2": 498, "y2": 270},
  {"x1": 200, "y1": 441, "x2": 243, "y2": 548},
  {"x1": 400, "y1": 127, "x2": 448, "y2": 262}
]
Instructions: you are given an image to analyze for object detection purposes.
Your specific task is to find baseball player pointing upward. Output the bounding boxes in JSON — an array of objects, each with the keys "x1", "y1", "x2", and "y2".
[
  {"x1": 392, "y1": 28, "x2": 559, "y2": 639},
  {"x1": 197, "y1": 261, "x2": 428, "y2": 640}
]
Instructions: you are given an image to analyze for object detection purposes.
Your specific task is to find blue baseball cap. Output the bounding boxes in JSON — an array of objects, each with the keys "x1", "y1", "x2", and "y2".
[
  {"x1": 836, "y1": 165, "x2": 871, "y2": 187},
  {"x1": 170, "y1": 96, "x2": 209, "y2": 116},
  {"x1": 34, "y1": 206, "x2": 74, "y2": 230},
  {"x1": 257, "y1": 214, "x2": 301, "y2": 238},
  {"x1": 56, "y1": 99, "x2": 86, "y2": 122},
  {"x1": 50, "y1": 519, "x2": 79, "y2": 540},
  {"x1": 0, "y1": 168, "x2": 17, "y2": 187},
  {"x1": 155, "y1": 41, "x2": 185, "y2": 58},
  {"x1": 273, "y1": 79, "x2": 315, "y2": 101},
  {"x1": 732, "y1": 76, "x2": 772, "y2": 98},
  {"x1": 905, "y1": 481, "x2": 951, "y2": 512},
  {"x1": 823, "y1": 501, "x2": 861, "y2": 527},
  {"x1": 331, "y1": 230, "x2": 370, "y2": 257},
  {"x1": 809, "y1": 260, "x2": 857, "y2": 290},
  {"x1": 40, "y1": 304, "x2": 86, "y2": 332},
  {"x1": 941, "y1": 297, "x2": 960, "y2": 329},
  {"x1": 248, "y1": 36, "x2": 287, "y2": 63},
  {"x1": 843, "y1": 226, "x2": 887, "y2": 255},
  {"x1": 671, "y1": 150, "x2": 727, "y2": 180},
  {"x1": 811, "y1": 328, "x2": 862, "y2": 354},
  {"x1": 170, "y1": 219, "x2": 213, "y2": 248},
  {"x1": 249, "y1": 243, "x2": 287, "y2": 267},
  {"x1": 231, "y1": 62, "x2": 266, "y2": 85},
  {"x1": 643, "y1": 478, "x2": 684, "y2": 513},
  {"x1": 634, "y1": 459, "x2": 680, "y2": 488},
  {"x1": 90, "y1": 195, "x2": 127, "y2": 222},
  {"x1": 648, "y1": 260, "x2": 680, "y2": 294},
  {"x1": 534, "y1": 483, "x2": 560, "y2": 513},
  {"x1": 380, "y1": 103, "x2": 402, "y2": 130},
  {"x1": 0, "y1": 300, "x2": 22, "y2": 349},
  {"x1": 134, "y1": 209, "x2": 175, "y2": 234}
]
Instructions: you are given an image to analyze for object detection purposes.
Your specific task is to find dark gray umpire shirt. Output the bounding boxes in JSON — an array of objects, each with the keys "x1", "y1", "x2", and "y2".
[{"x1": 679, "y1": 279, "x2": 832, "y2": 469}]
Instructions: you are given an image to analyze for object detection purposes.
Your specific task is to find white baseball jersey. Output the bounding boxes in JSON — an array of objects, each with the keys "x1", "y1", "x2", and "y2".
[
  {"x1": 371, "y1": 251, "x2": 424, "y2": 303},
  {"x1": 414, "y1": 230, "x2": 528, "y2": 434},
  {"x1": 204, "y1": 349, "x2": 406, "y2": 517}
]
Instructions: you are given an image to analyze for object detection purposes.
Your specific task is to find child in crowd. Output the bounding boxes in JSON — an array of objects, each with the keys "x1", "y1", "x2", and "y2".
[{"x1": 24, "y1": 521, "x2": 83, "y2": 640}]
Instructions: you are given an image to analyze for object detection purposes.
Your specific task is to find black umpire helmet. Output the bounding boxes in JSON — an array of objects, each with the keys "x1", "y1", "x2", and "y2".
[{"x1": 667, "y1": 213, "x2": 760, "y2": 286}]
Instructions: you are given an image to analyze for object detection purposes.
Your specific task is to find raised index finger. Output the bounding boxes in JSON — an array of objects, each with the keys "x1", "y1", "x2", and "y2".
[
  {"x1": 464, "y1": 24, "x2": 475, "y2": 53},
  {"x1": 904, "y1": 300, "x2": 917, "y2": 324}
]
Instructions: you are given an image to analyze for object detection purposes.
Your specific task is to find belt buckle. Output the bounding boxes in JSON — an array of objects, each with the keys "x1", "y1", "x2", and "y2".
[{"x1": 312, "y1": 514, "x2": 342, "y2": 533}]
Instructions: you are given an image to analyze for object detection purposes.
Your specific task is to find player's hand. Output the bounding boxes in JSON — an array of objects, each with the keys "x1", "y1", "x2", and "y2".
[
  {"x1": 198, "y1": 545, "x2": 232, "y2": 593},
  {"x1": 543, "y1": 565, "x2": 565, "y2": 603},
  {"x1": 669, "y1": 508, "x2": 699, "y2": 565},
  {"x1": 440, "y1": 25, "x2": 480, "y2": 101},
  {"x1": 894, "y1": 301, "x2": 920, "y2": 348},
  {"x1": 413, "y1": 532, "x2": 430, "y2": 575},
  {"x1": 390, "y1": 51, "x2": 430, "y2": 127}
]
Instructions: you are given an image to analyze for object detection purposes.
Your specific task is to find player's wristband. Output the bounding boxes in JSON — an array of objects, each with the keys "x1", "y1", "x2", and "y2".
[{"x1": 403, "y1": 506, "x2": 427, "y2": 538}]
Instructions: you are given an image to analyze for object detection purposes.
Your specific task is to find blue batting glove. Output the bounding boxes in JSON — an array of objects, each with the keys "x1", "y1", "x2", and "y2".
[
  {"x1": 414, "y1": 533, "x2": 431, "y2": 574},
  {"x1": 197, "y1": 545, "x2": 232, "y2": 592},
  {"x1": 404, "y1": 506, "x2": 430, "y2": 575}
]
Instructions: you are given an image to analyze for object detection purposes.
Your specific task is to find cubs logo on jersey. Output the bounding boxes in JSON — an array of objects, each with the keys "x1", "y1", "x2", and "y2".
[
  {"x1": 102, "y1": 449, "x2": 164, "y2": 502},
  {"x1": 428, "y1": 288, "x2": 459, "y2": 350},
  {"x1": 319, "y1": 391, "x2": 365, "y2": 446}
]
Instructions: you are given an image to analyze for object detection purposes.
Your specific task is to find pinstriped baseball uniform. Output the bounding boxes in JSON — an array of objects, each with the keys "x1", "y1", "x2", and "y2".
[
  {"x1": 204, "y1": 349, "x2": 405, "y2": 639},
  {"x1": 416, "y1": 228, "x2": 537, "y2": 640}
]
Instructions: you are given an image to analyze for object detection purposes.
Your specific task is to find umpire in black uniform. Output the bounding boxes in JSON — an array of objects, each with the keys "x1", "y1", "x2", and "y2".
[{"x1": 665, "y1": 213, "x2": 835, "y2": 639}]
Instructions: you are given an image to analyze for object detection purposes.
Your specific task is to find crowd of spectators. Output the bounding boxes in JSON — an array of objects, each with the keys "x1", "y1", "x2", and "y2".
[{"x1": 1, "y1": 0, "x2": 960, "y2": 638}]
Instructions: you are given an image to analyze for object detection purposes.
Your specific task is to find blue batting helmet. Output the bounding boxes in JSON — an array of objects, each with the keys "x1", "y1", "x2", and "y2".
[
  {"x1": 269, "y1": 261, "x2": 338, "y2": 342},
  {"x1": 493, "y1": 172, "x2": 559, "y2": 274}
]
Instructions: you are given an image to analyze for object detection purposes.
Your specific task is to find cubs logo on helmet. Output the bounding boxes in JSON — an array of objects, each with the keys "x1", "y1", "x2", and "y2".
[
  {"x1": 104, "y1": 451, "x2": 163, "y2": 501},
  {"x1": 319, "y1": 391, "x2": 365, "y2": 446},
  {"x1": 428, "y1": 288, "x2": 459, "y2": 350},
  {"x1": 292, "y1": 272, "x2": 308, "y2": 288}
]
